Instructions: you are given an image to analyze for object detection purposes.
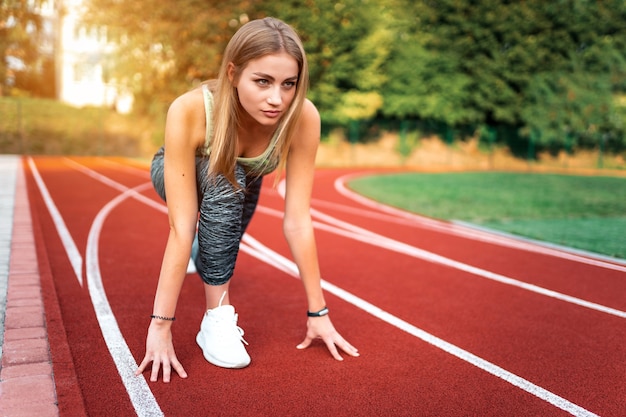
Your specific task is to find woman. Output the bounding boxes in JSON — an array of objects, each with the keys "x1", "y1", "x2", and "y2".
[{"x1": 136, "y1": 17, "x2": 359, "y2": 383}]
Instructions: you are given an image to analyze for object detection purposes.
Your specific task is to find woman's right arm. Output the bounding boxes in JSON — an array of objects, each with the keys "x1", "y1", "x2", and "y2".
[{"x1": 135, "y1": 91, "x2": 203, "y2": 383}]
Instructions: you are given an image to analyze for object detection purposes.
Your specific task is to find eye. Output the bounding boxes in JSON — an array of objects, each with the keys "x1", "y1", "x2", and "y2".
[
  {"x1": 255, "y1": 79, "x2": 269, "y2": 86},
  {"x1": 282, "y1": 81, "x2": 297, "y2": 89}
]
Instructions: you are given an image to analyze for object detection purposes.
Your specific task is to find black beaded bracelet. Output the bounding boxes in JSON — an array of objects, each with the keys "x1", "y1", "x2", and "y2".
[
  {"x1": 307, "y1": 306, "x2": 329, "y2": 317},
  {"x1": 151, "y1": 314, "x2": 176, "y2": 321}
]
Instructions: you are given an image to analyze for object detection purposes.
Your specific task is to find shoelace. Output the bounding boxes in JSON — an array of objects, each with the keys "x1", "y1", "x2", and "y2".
[
  {"x1": 234, "y1": 321, "x2": 249, "y2": 346},
  {"x1": 211, "y1": 291, "x2": 248, "y2": 345},
  {"x1": 207, "y1": 314, "x2": 249, "y2": 346}
]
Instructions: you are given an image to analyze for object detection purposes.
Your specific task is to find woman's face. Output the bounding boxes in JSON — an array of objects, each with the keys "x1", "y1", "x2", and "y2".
[{"x1": 231, "y1": 52, "x2": 299, "y2": 127}]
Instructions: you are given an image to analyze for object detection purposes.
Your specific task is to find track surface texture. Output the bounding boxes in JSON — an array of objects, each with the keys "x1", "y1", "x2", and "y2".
[{"x1": 21, "y1": 156, "x2": 626, "y2": 417}]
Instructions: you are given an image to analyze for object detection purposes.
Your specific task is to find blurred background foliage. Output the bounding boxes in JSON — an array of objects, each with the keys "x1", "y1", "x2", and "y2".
[{"x1": 3, "y1": 0, "x2": 626, "y2": 159}]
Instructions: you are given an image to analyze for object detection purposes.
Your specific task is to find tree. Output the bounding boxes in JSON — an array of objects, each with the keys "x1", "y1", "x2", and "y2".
[
  {"x1": 516, "y1": 0, "x2": 626, "y2": 151},
  {"x1": 382, "y1": 0, "x2": 626, "y2": 151},
  {"x1": 77, "y1": 0, "x2": 626, "y2": 154},
  {"x1": 383, "y1": 0, "x2": 520, "y2": 126},
  {"x1": 1, "y1": 0, "x2": 51, "y2": 96},
  {"x1": 257, "y1": 0, "x2": 391, "y2": 124},
  {"x1": 83, "y1": 0, "x2": 253, "y2": 112}
]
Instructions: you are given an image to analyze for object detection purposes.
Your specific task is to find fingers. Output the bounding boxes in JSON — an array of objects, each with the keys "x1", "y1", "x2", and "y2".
[
  {"x1": 150, "y1": 357, "x2": 164, "y2": 382},
  {"x1": 297, "y1": 318, "x2": 359, "y2": 361},
  {"x1": 324, "y1": 339, "x2": 344, "y2": 361},
  {"x1": 171, "y1": 358, "x2": 188, "y2": 379},
  {"x1": 296, "y1": 335, "x2": 313, "y2": 350},
  {"x1": 304, "y1": 335, "x2": 359, "y2": 361},
  {"x1": 135, "y1": 357, "x2": 150, "y2": 376},
  {"x1": 325, "y1": 335, "x2": 360, "y2": 360},
  {"x1": 135, "y1": 353, "x2": 187, "y2": 382},
  {"x1": 338, "y1": 338, "x2": 360, "y2": 358}
]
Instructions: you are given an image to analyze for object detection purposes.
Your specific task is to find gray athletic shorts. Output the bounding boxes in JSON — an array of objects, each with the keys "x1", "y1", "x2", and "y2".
[{"x1": 150, "y1": 146, "x2": 262, "y2": 285}]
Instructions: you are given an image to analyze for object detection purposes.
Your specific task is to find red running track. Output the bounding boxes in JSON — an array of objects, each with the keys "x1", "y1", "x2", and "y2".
[{"x1": 23, "y1": 156, "x2": 626, "y2": 417}]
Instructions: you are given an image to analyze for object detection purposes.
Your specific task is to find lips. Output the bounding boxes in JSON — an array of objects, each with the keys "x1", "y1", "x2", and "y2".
[{"x1": 262, "y1": 110, "x2": 281, "y2": 119}]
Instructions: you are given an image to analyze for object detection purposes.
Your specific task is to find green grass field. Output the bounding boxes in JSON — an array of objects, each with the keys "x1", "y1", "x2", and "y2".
[{"x1": 348, "y1": 172, "x2": 626, "y2": 259}]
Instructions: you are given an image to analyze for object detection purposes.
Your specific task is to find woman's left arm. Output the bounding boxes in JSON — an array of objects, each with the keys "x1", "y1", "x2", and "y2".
[{"x1": 283, "y1": 100, "x2": 359, "y2": 361}]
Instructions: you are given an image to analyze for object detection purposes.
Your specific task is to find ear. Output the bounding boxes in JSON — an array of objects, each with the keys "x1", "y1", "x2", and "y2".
[{"x1": 227, "y1": 62, "x2": 237, "y2": 85}]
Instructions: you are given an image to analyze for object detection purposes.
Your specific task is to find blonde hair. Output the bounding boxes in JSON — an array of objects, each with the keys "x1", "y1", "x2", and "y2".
[{"x1": 208, "y1": 17, "x2": 309, "y2": 186}]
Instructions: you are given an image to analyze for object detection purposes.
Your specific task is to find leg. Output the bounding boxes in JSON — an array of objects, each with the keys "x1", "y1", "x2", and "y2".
[
  {"x1": 150, "y1": 147, "x2": 215, "y2": 204},
  {"x1": 203, "y1": 174, "x2": 262, "y2": 308},
  {"x1": 194, "y1": 164, "x2": 252, "y2": 368},
  {"x1": 150, "y1": 146, "x2": 166, "y2": 201},
  {"x1": 195, "y1": 164, "x2": 247, "y2": 308},
  {"x1": 241, "y1": 174, "x2": 263, "y2": 238},
  {"x1": 204, "y1": 282, "x2": 231, "y2": 309},
  {"x1": 155, "y1": 148, "x2": 250, "y2": 367},
  {"x1": 154, "y1": 148, "x2": 231, "y2": 305}
]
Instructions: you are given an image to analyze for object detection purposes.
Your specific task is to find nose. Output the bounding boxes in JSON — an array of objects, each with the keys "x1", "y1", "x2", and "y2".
[{"x1": 267, "y1": 86, "x2": 282, "y2": 106}]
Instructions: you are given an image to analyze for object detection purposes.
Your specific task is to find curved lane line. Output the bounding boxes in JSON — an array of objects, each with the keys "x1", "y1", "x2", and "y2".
[
  {"x1": 86, "y1": 182, "x2": 164, "y2": 417},
  {"x1": 312, "y1": 194, "x2": 626, "y2": 267},
  {"x1": 310, "y1": 208, "x2": 626, "y2": 319},
  {"x1": 333, "y1": 172, "x2": 626, "y2": 271},
  {"x1": 267, "y1": 184, "x2": 626, "y2": 319},
  {"x1": 27, "y1": 157, "x2": 83, "y2": 286}
]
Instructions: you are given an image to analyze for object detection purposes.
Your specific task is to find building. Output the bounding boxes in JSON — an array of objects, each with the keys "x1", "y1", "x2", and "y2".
[{"x1": 52, "y1": 0, "x2": 133, "y2": 112}]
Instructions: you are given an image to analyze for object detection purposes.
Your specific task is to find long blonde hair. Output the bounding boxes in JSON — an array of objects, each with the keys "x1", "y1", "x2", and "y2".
[{"x1": 208, "y1": 17, "x2": 309, "y2": 186}]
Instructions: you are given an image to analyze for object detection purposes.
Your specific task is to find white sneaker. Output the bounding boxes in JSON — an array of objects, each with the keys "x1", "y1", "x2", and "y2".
[{"x1": 196, "y1": 295, "x2": 250, "y2": 369}]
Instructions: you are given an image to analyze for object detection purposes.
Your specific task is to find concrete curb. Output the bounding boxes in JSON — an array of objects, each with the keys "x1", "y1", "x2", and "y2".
[{"x1": 0, "y1": 155, "x2": 58, "y2": 417}]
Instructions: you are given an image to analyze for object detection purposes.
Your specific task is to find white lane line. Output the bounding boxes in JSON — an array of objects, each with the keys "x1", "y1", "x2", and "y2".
[
  {"x1": 32, "y1": 158, "x2": 163, "y2": 415},
  {"x1": 454, "y1": 220, "x2": 626, "y2": 267},
  {"x1": 254, "y1": 204, "x2": 626, "y2": 320},
  {"x1": 333, "y1": 173, "x2": 626, "y2": 272},
  {"x1": 240, "y1": 234, "x2": 599, "y2": 417},
  {"x1": 86, "y1": 181, "x2": 164, "y2": 417},
  {"x1": 27, "y1": 157, "x2": 83, "y2": 286},
  {"x1": 64, "y1": 158, "x2": 165, "y2": 212},
  {"x1": 312, "y1": 208, "x2": 626, "y2": 319},
  {"x1": 312, "y1": 195, "x2": 626, "y2": 267},
  {"x1": 54, "y1": 161, "x2": 601, "y2": 416}
]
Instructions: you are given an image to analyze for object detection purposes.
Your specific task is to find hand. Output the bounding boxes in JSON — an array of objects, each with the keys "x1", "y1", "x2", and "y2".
[
  {"x1": 135, "y1": 322, "x2": 188, "y2": 382},
  {"x1": 296, "y1": 315, "x2": 359, "y2": 360}
]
